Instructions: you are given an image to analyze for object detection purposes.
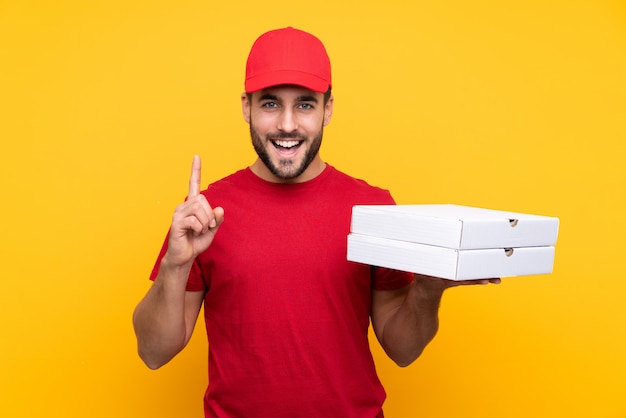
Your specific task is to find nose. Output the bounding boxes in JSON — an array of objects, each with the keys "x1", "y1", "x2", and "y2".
[{"x1": 277, "y1": 107, "x2": 298, "y2": 133}]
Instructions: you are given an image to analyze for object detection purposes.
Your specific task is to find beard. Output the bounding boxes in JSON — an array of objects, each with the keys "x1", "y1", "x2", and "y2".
[{"x1": 250, "y1": 123, "x2": 324, "y2": 181}]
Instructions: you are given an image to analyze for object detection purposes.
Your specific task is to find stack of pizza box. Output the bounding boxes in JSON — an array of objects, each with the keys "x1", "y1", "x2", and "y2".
[{"x1": 347, "y1": 204, "x2": 559, "y2": 280}]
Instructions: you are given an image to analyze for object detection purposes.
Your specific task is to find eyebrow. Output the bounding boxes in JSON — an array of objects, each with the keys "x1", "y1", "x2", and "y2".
[
  {"x1": 257, "y1": 93, "x2": 319, "y2": 103},
  {"x1": 258, "y1": 93, "x2": 279, "y2": 102},
  {"x1": 296, "y1": 95, "x2": 319, "y2": 103}
]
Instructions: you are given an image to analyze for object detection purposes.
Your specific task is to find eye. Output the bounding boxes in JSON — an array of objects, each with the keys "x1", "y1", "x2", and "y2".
[
  {"x1": 298, "y1": 103, "x2": 314, "y2": 110},
  {"x1": 262, "y1": 101, "x2": 279, "y2": 109}
]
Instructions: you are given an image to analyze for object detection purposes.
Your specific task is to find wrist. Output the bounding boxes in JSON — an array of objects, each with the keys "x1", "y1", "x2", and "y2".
[{"x1": 158, "y1": 254, "x2": 194, "y2": 284}]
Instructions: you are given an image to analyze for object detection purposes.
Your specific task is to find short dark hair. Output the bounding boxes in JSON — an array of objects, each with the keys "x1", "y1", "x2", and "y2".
[{"x1": 323, "y1": 88, "x2": 332, "y2": 104}]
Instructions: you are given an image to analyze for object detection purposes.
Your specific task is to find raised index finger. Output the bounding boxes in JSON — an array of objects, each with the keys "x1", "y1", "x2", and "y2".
[{"x1": 188, "y1": 155, "x2": 201, "y2": 198}]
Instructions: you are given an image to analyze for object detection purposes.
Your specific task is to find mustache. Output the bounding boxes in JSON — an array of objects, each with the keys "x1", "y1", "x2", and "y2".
[{"x1": 266, "y1": 132, "x2": 307, "y2": 141}]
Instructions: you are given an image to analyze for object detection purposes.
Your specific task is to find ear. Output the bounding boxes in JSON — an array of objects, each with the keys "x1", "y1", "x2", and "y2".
[
  {"x1": 323, "y1": 95, "x2": 334, "y2": 126},
  {"x1": 241, "y1": 92, "x2": 251, "y2": 123}
]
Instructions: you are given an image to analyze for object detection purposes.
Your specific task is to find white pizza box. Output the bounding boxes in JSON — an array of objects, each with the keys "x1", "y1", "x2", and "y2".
[
  {"x1": 350, "y1": 204, "x2": 559, "y2": 250},
  {"x1": 347, "y1": 233, "x2": 555, "y2": 280}
]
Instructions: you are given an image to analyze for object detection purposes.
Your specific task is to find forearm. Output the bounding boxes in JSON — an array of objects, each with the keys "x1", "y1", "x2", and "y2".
[
  {"x1": 132, "y1": 258, "x2": 192, "y2": 369},
  {"x1": 380, "y1": 278, "x2": 444, "y2": 367}
]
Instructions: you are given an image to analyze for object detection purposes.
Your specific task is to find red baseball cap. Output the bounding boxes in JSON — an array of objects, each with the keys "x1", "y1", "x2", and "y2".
[{"x1": 245, "y1": 27, "x2": 332, "y2": 93}]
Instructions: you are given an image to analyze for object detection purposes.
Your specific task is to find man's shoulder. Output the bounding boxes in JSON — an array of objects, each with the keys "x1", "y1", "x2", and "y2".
[
  {"x1": 197, "y1": 168, "x2": 253, "y2": 203},
  {"x1": 326, "y1": 165, "x2": 395, "y2": 204},
  {"x1": 205, "y1": 168, "x2": 250, "y2": 188}
]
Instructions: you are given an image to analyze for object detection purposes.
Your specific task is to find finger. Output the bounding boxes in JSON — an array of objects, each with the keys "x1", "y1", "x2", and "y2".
[
  {"x1": 175, "y1": 196, "x2": 212, "y2": 232},
  {"x1": 182, "y1": 215, "x2": 206, "y2": 236},
  {"x1": 458, "y1": 278, "x2": 500, "y2": 286},
  {"x1": 211, "y1": 206, "x2": 225, "y2": 230},
  {"x1": 188, "y1": 155, "x2": 201, "y2": 198}
]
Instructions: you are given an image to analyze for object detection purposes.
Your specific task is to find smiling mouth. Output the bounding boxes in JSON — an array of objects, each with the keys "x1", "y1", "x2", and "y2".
[{"x1": 272, "y1": 139, "x2": 303, "y2": 155}]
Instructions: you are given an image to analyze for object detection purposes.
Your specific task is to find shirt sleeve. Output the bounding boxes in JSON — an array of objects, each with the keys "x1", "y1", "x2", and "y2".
[{"x1": 371, "y1": 266, "x2": 414, "y2": 291}]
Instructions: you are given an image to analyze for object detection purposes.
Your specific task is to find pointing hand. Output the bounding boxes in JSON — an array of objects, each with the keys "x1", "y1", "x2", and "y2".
[{"x1": 165, "y1": 155, "x2": 224, "y2": 268}]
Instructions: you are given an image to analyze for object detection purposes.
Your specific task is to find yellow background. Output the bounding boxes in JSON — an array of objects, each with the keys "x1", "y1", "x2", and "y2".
[{"x1": 1, "y1": 0, "x2": 625, "y2": 416}]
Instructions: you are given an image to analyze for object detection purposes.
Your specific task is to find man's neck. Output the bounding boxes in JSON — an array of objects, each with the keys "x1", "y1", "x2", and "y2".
[{"x1": 249, "y1": 158, "x2": 326, "y2": 184}]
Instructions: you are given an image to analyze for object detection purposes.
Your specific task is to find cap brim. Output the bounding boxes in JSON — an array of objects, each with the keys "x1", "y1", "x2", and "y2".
[{"x1": 245, "y1": 70, "x2": 330, "y2": 93}]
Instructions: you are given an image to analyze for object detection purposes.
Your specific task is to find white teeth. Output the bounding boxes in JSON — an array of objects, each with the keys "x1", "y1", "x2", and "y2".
[{"x1": 275, "y1": 140, "x2": 299, "y2": 148}]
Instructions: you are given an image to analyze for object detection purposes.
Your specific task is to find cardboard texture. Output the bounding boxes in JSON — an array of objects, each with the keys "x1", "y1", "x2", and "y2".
[
  {"x1": 350, "y1": 204, "x2": 559, "y2": 250},
  {"x1": 347, "y1": 204, "x2": 559, "y2": 280},
  {"x1": 347, "y1": 234, "x2": 555, "y2": 280}
]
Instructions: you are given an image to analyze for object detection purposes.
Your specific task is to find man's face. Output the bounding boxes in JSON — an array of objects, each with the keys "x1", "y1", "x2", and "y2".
[{"x1": 242, "y1": 85, "x2": 333, "y2": 183}]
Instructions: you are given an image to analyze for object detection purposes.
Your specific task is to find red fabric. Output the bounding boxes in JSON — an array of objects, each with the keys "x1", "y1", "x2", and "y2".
[{"x1": 150, "y1": 165, "x2": 413, "y2": 417}]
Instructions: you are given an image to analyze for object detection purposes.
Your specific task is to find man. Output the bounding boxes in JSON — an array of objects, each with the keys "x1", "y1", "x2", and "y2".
[{"x1": 133, "y1": 27, "x2": 499, "y2": 417}]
